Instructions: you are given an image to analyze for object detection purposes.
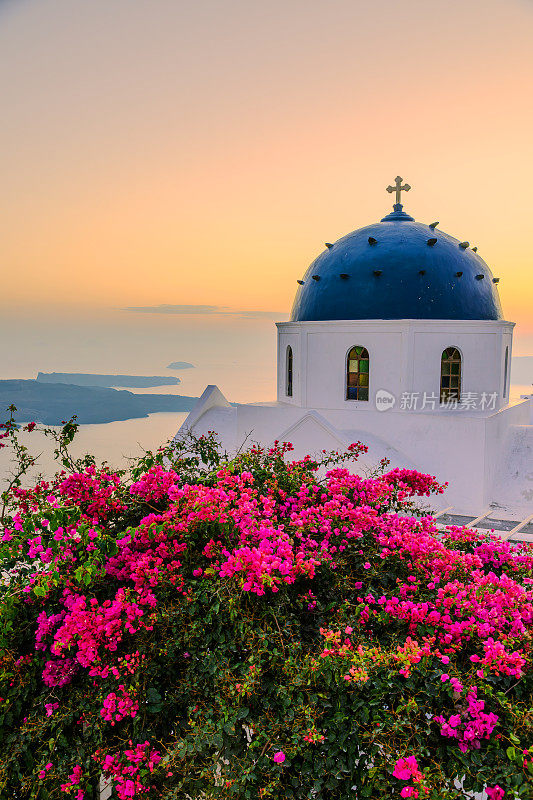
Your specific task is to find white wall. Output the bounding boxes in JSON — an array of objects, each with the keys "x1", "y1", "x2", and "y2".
[
  {"x1": 277, "y1": 320, "x2": 514, "y2": 413},
  {"x1": 323, "y1": 405, "x2": 488, "y2": 508},
  {"x1": 411, "y1": 326, "x2": 513, "y2": 405},
  {"x1": 484, "y1": 400, "x2": 532, "y2": 508},
  {"x1": 277, "y1": 332, "x2": 301, "y2": 406}
]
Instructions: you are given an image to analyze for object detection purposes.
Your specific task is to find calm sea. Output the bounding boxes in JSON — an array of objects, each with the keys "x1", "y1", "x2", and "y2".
[
  {"x1": 0, "y1": 412, "x2": 189, "y2": 487},
  {"x1": 0, "y1": 306, "x2": 279, "y2": 485}
]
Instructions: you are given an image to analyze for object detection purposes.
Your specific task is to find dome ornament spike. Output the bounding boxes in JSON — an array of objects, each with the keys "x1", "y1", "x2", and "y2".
[{"x1": 386, "y1": 175, "x2": 411, "y2": 207}]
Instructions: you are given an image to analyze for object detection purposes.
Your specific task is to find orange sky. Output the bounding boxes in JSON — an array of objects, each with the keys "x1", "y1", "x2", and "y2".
[{"x1": 0, "y1": 0, "x2": 532, "y2": 347}]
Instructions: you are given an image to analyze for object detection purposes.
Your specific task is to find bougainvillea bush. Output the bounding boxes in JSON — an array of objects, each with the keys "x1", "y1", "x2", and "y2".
[{"x1": 0, "y1": 414, "x2": 532, "y2": 800}]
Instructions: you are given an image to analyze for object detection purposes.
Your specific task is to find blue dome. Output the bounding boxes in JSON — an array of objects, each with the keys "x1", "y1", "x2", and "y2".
[{"x1": 290, "y1": 205, "x2": 503, "y2": 322}]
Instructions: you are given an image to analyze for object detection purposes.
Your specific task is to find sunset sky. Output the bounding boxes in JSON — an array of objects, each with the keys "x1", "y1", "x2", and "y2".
[{"x1": 1, "y1": 0, "x2": 532, "y2": 355}]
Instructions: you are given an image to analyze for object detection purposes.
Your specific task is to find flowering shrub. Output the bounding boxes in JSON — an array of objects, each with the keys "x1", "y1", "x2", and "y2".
[{"x1": 0, "y1": 416, "x2": 532, "y2": 799}]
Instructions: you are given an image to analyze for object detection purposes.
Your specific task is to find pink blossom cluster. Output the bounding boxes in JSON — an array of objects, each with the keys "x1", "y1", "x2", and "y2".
[
  {"x1": 434, "y1": 685, "x2": 499, "y2": 752},
  {"x1": 393, "y1": 756, "x2": 424, "y2": 797},
  {"x1": 446, "y1": 526, "x2": 533, "y2": 573},
  {"x1": 0, "y1": 422, "x2": 10, "y2": 449},
  {"x1": 105, "y1": 518, "x2": 187, "y2": 593},
  {"x1": 9, "y1": 478, "x2": 59, "y2": 517},
  {"x1": 218, "y1": 528, "x2": 321, "y2": 594},
  {"x1": 89, "y1": 651, "x2": 145, "y2": 680},
  {"x1": 394, "y1": 636, "x2": 431, "y2": 678},
  {"x1": 42, "y1": 658, "x2": 78, "y2": 687},
  {"x1": 129, "y1": 465, "x2": 179, "y2": 502},
  {"x1": 100, "y1": 685, "x2": 139, "y2": 724},
  {"x1": 383, "y1": 467, "x2": 447, "y2": 498},
  {"x1": 37, "y1": 761, "x2": 53, "y2": 779},
  {"x1": 94, "y1": 741, "x2": 161, "y2": 799},
  {"x1": 161, "y1": 462, "x2": 444, "y2": 596},
  {"x1": 36, "y1": 610, "x2": 66, "y2": 651},
  {"x1": 27, "y1": 533, "x2": 54, "y2": 562},
  {"x1": 57, "y1": 466, "x2": 126, "y2": 521},
  {"x1": 480, "y1": 637, "x2": 526, "y2": 677},
  {"x1": 60, "y1": 764, "x2": 84, "y2": 798},
  {"x1": 486, "y1": 788, "x2": 505, "y2": 800},
  {"x1": 37, "y1": 588, "x2": 156, "y2": 681}
]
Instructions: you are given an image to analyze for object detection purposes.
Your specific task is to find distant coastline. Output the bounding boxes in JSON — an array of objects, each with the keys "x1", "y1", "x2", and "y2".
[
  {"x1": 0, "y1": 380, "x2": 198, "y2": 425},
  {"x1": 37, "y1": 372, "x2": 181, "y2": 388}
]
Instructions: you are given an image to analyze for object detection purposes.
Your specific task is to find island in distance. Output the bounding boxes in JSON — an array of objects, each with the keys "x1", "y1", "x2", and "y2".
[
  {"x1": 37, "y1": 373, "x2": 181, "y2": 388},
  {"x1": 1, "y1": 380, "x2": 198, "y2": 425},
  {"x1": 166, "y1": 362, "x2": 195, "y2": 370}
]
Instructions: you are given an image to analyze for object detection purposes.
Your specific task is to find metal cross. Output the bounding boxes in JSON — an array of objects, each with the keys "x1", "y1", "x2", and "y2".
[{"x1": 386, "y1": 176, "x2": 411, "y2": 204}]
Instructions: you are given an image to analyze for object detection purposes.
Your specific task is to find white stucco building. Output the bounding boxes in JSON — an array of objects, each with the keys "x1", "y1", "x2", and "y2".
[{"x1": 177, "y1": 180, "x2": 533, "y2": 519}]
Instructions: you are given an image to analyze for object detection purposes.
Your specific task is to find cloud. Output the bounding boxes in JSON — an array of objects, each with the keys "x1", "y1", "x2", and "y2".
[
  {"x1": 237, "y1": 310, "x2": 289, "y2": 319},
  {"x1": 123, "y1": 304, "x2": 227, "y2": 315},
  {"x1": 122, "y1": 304, "x2": 288, "y2": 319}
]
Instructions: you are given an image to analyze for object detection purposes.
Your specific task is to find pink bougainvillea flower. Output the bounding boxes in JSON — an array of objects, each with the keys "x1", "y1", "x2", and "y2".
[
  {"x1": 273, "y1": 751, "x2": 286, "y2": 763},
  {"x1": 393, "y1": 758, "x2": 413, "y2": 780},
  {"x1": 392, "y1": 757, "x2": 422, "y2": 782},
  {"x1": 486, "y1": 787, "x2": 505, "y2": 800}
]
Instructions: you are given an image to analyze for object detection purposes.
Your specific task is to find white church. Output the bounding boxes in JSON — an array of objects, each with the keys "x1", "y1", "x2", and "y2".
[{"x1": 178, "y1": 179, "x2": 533, "y2": 525}]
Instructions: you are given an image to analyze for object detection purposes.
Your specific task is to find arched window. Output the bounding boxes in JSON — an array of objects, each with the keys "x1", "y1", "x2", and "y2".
[
  {"x1": 286, "y1": 346, "x2": 293, "y2": 397},
  {"x1": 346, "y1": 346, "x2": 369, "y2": 401},
  {"x1": 503, "y1": 346, "x2": 509, "y2": 398},
  {"x1": 440, "y1": 347, "x2": 461, "y2": 403}
]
